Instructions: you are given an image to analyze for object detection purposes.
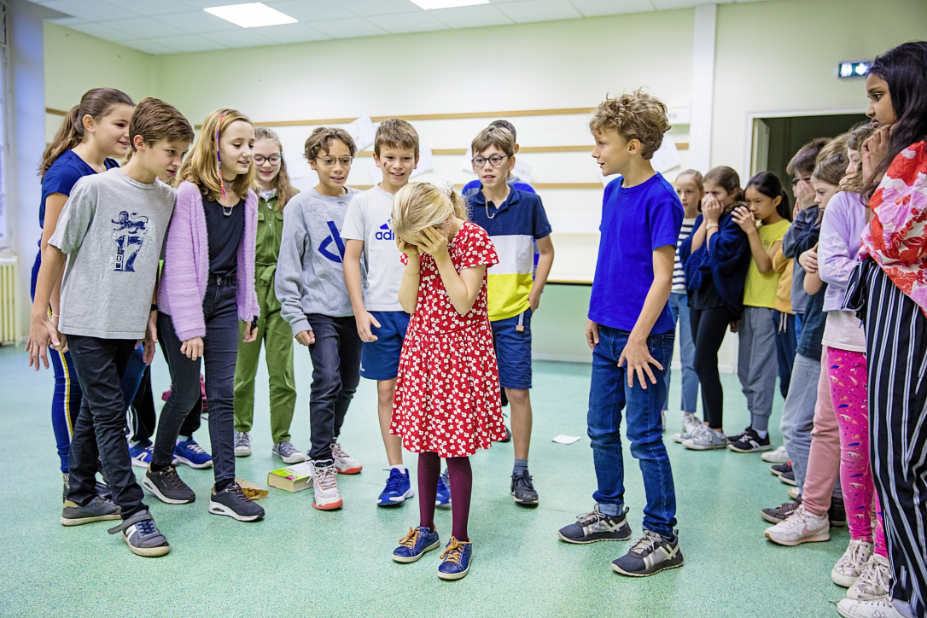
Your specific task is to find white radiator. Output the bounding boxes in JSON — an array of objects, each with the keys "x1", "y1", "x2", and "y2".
[{"x1": 0, "y1": 255, "x2": 18, "y2": 345}]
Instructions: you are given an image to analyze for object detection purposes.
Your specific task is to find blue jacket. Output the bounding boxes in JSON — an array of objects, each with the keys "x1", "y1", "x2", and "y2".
[{"x1": 679, "y1": 212, "x2": 751, "y2": 317}]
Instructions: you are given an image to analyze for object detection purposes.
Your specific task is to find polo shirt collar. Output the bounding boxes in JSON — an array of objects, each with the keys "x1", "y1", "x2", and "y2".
[{"x1": 471, "y1": 184, "x2": 520, "y2": 216}]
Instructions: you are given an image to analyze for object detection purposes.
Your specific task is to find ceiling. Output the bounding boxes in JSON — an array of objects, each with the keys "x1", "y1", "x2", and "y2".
[{"x1": 32, "y1": 0, "x2": 767, "y2": 55}]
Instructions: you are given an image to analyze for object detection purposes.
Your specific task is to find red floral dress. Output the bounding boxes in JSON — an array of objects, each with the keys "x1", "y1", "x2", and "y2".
[{"x1": 390, "y1": 222, "x2": 506, "y2": 457}]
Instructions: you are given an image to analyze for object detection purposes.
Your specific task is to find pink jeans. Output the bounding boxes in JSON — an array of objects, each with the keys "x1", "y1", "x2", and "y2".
[{"x1": 802, "y1": 347, "x2": 840, "y2": 518}]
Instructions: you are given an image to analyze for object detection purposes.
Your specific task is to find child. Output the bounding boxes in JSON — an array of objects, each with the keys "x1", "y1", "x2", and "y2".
[
  {"x1": 840, "y1": 41, "x2": 927, "y2": 618},
  {"x1": 677, "y1": 166, "x2": 750, "y2": 450},
  {"x1": 770, "y1": 247, "x2": 796, "y2": 400},
  {"x1": 730, "y1": 171, "x2": 792, "y2": 453},
  {"x1": 388, "y1": 181, "x2": 504, "y2": 581},
  {"x1": 557, "y1": 90, "x2": 684, "y2": 577},
  {"x1": 276, "y1": 127, "x2": 362, "y2": 511},
  {"x1": 467, "y1": 125, "x2": 554, "y2": 505},
  {"x1": 462, "y1": 120, "x2": 535, "y2": 198},
  {"x1": 232, "y1": 127, "x2": 302, "y2": 464},
  {"x1": 150, "y1": 108, "x2": 264, "y2": 523},
  {"x1": 27, "y1": 97, "x2": 194, "y2": 555},
  {"x1": 668, "y1": 170, "x2": 703, "y2": 435},
  {"x1": 34, "y1": 87, "x2": 136, "y2": 500}
]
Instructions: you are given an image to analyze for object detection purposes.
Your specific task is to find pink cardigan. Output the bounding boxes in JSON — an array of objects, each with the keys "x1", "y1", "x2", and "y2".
[{"x1": 159, "y1": 180, "x2": 260, "y2": 341}]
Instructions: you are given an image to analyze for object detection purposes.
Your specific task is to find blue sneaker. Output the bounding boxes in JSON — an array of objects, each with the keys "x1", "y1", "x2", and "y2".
[
  {"x1": 437, "y1": 537, "x2": 472, "y2": 580},
  {"x1": 392, "y1": 526, "x2": 440, "y2": 563},
  {"x1": 378, "y1": 468, "x2": 414, "y2": 507},
  {"x1": 173, "y1": 438, "x2": 213, "y2": 469},
  {"x1": 128, "y1": 440, "x2": 154, "y2": 469},
  {"x1": 436, "y1": 470, "x2": 451, "y2": 510}
]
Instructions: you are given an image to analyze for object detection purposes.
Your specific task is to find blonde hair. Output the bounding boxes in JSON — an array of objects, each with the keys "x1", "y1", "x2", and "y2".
[
  {"x1": 253, "y1": 126, "x2": 296, "y2": 212},
  {"x1": 391, "y1": 181, "x2": 469, "y2": 244},
  {"x1": 471, "y1": 126, "x2": 515, "y2": 157},
  {"x1": 178, "y1": 108, "x2": 255, "y2": 201},
  {"x1": 812, "y1": 133, "x2": 850, "y2": 187},
  {"x1": 589, "y1": 89, "x2": 671, "y2": 160},
  {"x1": 375, "y1": 118, "x2": 419, "y2": 158},
  {"x1": 675, "y1": 169, "x2": 704, "y2": 211}
]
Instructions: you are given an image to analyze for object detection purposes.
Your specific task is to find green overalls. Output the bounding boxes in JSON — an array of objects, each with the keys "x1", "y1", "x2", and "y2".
[{"x1": 233, "y1": 192, "x2": 297, "y2": 444}]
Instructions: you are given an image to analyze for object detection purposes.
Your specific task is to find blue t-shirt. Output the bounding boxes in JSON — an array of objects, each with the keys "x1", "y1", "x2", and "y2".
[
  {"x1": 589, "y1": 173, "x2": 683, "y2": 334},
  {"x1": 40, "y1": 150, "x2": 119, "y2": 229}
]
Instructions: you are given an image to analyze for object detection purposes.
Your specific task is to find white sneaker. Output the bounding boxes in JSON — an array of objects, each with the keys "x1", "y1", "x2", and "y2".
[
  {"x1": 837, "y1": 596, "x2": 906, "y2": 618},
  {"x1": 310, "y1": 462, "x2": 342, "y2": 511},
  {"x1": 764, "y1": 505, "x2": 830, "y2": 546},
  {"x1": 832, "y1": 539, "x2": 874, "y2": 587},
  {"x1": 234, "y1": 431, "x2": 251, "y2": 457},
  {"x1": 682, "y1": 424, "x2": 729, "y2": 450},
  {"x1": 331, "y1": 442, "x2": 362, "y2": 474},
  {"x1": 787, "y1": 487, "x2": 800, "y2": 501},
  {"x1": 847, "y1": 554, "x2": 891, "y2": 601},
  {"x1": 681, "y1": 413, "x2": 702, "y2": 435},
  {"x1": 272, "y1": 441, "x2": 306, "y2": 464},
  {"x1": 762, "y1": 445, "x2": 790, "y2": 463}
]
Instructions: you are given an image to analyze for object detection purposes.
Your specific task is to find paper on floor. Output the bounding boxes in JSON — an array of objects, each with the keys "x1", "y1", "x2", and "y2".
[{"x1": 552, "y1": 435, "x2": 581, "y2": 445}]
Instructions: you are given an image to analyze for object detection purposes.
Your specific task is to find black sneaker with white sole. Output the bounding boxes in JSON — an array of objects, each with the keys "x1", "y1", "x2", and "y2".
[
  {"x1": 143, "y1": 465, "x2": 195, "y2": 504},
  {"x1": 108, "y1": 510, "x2": 170, "y2": 557},
  {"x1": 611, "y1": 529, "x2": 684, "y2": 577},
  {"x1": 761, "y1": 498, "x2": 801, "y2": 524},
  {"x1": 510, "y1": 470, "x2": 539, "y2": 505},
  {"x1": 727, "y1": 427, "x2": 771, "y2": 453},
  {"x1": 209, "y1": 483, "x2": 265, "y2": 522},
  {"x1": 558, "y1": 505, "x2": 631, "y2": 544},
  {"x1": 770, "y1": 462, "x2": 791, "y2": 477},
  {"x1": 61, "y1": 496, "x2": 121, "y2": 526},
  {"x1": 779, "y1": 470, "x2": 797, "y2": 486}
]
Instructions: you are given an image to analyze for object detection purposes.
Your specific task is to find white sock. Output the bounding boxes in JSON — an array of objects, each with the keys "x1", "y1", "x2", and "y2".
[
  {"x1": 755, "y1": 429, "x2": 768, "y2": 439},
  {"x1": 176, "y1": 435, "x2": 191, "y2": 445},
  {"x1": 390, "y1": 464, "x2": 407, "y2": 473}
]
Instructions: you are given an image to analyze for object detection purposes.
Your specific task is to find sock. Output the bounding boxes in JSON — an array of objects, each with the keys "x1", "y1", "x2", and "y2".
[
  {"x1": 750, "y1": 415, "x2": 769, "y2": 437},
  {"x1": 712, "y1": 429, "x2": 726, "y2": 438},
  {"x1": 446, "y1": 456, "x2": 472, "y2": 542},
  {"x1": 176, "y1": 435, "x2": 191, "y2": 445},
  {"x1": 417, "y1": 453, "x2": 440, "y2": 531},
  {"x1": 390, "y1": 464, "x2": 407, "y2": 473},
  {"x1": 754, "y1": 429, "x2": 768, "y2": 439},
  {"x1": 215, "y1": 478, "x2": 233, "y2": 492},
  {"x1": 598, "y1": 502, "x2": 620, "y2": 517},
  {"x1": 513, "y1": 458, "x2": 528, "y2": 476}
]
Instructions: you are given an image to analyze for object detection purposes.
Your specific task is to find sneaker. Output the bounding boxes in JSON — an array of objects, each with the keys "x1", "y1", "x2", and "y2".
[
  {"x1": 611, "y1": 529, "x2": 684, "y2": 577},
  {"x1": 787, "y1": 486, "x2": 800, "y2": 501},
  {"x1": 500, "y1": 427, "x2": 512, "y2": 443},
  {"x1": 234, "y1": 431, "x2": 251, "y2": 457},
  {"x1": 770, "y1": 461, "x2": 792, "y2": 478},
  {"x1": 726, "y1": 426, "x2": 751, "y2": 444},
  {"x1": 836, "y1": 597, "x2": 907, "y2": 618},
  {"x1": 331, "y1": 442, "x2": 362, "y2": 474},
  {"x1": 779, "y1": 470, "x2": 797, "y2": 486},
  {"x1": 143, "y1": 465, "x2": 196, "y2": 505},
  {"x1": 392, "y1": 526, "x2": 440, "y2": 563},
  {"x1": 437, "y1": 537, "x2": 473, "y2": 581},
  {"x1": 760, "y1": 499, "x2": 801, "y2": 524},
  {"x1": 510, "y1": 469, "x2": 539, "y2": 505},
  {"x1": 61, "y1": 496, "x2": 121, "y2": 526},
  {"x1": 847, "y1": 553, "x2": 891, "y2": 601},
  {"x1": 764, "y1": 505, "x2": 830, "y2": 546},
  {"x1": 681, "y1": 413, "x2": 702, "y2": 436},
  {"x1": 107, "y1": 510, "x2": 170, "y2": 557},
  {"x1": 832, "y1": 539, "x2": 874, "y2": 587},
  {"x1": 558, "y1": 505, "x2": 631, "y2": 544},
  {"x1": 378, "y1": 468, "x2": 414, "y2": 507},
  {"x1": 62, "y1": 472, "x2": 113, "y2": 502},
  {"x1": 682, "y1": 425, "x2": 729, "y2": 451},
  {"x1": 272, "y1": 441, "x2": 306, "y2": 464},
  {"x1": 762, "y1": 445, "x2": 790, "y2": 463},
  {"x1": 128, "y1": 440, "x2": 154, "y2": 468},
  {"x1": 209, "y1": 483, "x2": 265, "y2": 522},
  {"x1": 728, "y1": 427, "x2": 771, "y2": 453},
  {"x1": 173, "y1": 437, "x2": 213, "y2": 469},
  {"x1": 830, "y1": 496, "x2": 848, "y2": 527},
  {"x1": 310, "y1": 461, "x2": 342, "y2": 510},
  {"x1": 436, "y1": 470, "x2": 451, "y2": 510}
]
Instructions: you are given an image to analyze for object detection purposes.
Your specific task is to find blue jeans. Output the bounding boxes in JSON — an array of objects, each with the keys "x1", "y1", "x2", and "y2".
[
  {"x1": 771, "y1": 310, "x2": 797, "y2": 398},
  {"x1": 665, "y1": 293, "x2": 698, "y2": 414},
  {"x1": 588, "y1": 325, "x2": 677, "y2": 538}
]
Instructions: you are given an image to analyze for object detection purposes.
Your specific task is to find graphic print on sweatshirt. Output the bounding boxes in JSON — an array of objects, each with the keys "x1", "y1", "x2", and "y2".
[
  {"x1": 319, "y1": 221, "x2": 346, "y2": 263},
  {"x1": 112, "y1": 211, "x2": 150, "y2": 272},
  {"x1": 376, "y1": 219, "x2": 395, "y2": 241}
]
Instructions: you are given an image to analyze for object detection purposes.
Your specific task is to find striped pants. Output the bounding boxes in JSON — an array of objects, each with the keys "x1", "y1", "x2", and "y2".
[{"x1": 856, "y1": 262, "x2": 927, "y2": 616}]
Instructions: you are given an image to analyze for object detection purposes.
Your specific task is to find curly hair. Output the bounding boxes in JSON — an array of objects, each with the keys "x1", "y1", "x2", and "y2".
[
  {"x1": 304, "y1": 126, "x2": 356, "y2": 162},
  {"x1": 589, "y1": 89, "x2": 671, "y2": 160}
]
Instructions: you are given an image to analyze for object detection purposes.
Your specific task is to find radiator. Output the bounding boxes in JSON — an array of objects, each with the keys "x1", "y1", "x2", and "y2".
[{"x1": 0, "y1": 255, "x2": 18, "y2": 345}]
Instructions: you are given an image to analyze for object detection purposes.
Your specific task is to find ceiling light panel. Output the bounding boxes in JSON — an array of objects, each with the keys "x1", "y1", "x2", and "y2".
[
  {"x1": 409, "y1": 0, "x2": 489, "y2": 9},
  {"x1": 204, "y1": 3, "x2": 298, "y2": 28}
]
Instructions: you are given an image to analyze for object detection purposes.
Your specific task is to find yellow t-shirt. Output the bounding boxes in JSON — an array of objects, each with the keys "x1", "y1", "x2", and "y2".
[{"x1": 743, "y1": 219, "x2": 790, "y2": 309}]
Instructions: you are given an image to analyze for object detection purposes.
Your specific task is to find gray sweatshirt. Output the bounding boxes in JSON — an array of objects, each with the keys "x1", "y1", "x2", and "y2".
[{"x1": 276, "y1": 187, "x2": 361, "y2": 335}]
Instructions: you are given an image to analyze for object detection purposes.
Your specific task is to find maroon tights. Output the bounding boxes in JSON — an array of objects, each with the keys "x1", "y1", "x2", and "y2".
[{"x1": 418, "y1": 452, "x2": 471, "y2": 542}]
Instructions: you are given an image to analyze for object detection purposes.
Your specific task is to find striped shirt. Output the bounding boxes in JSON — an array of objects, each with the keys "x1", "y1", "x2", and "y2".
[{"x1": 672, "y1": 218, "x2": 697, "y2": 293}]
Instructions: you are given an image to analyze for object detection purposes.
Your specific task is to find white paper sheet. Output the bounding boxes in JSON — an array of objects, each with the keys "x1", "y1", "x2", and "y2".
[
  {"x1": 512, "y1": 157, "x2": 533, "y2": 183},
  {"x1": 461, "y1": 146, "x2": 475, "y2": 173},
  {"x1": 410, "y1": 142, "x2": 434, "y2": 178},
  {"x1": 347, "y1": 115, "x2": 375, "y2": 151},
  {"x1": 650, "y1": 135, "x2": 681, "y2": 174},
  {"x1": 552, "y1": 435, "x2": 581, "y2": 445}
]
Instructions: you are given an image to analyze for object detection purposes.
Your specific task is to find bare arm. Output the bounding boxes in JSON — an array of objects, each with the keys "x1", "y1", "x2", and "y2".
[
  {"x1": 804, "y1": 267, "x2": 823, "y2": 295},
  {"x1": 397, "y1": 240, "x2": 420, "y2": 314},
  {"x1": 42, "y1": 193, "x2": 68, "y2": 316},
  {"x1": 27, "y1": 245, "x2": 68, "y2": 369},
  {"x1": 344, "y1": 239, "x2": 381, "y2": 342},
  {"x1": 417, "y1": 227, "x2": 485, "y2": 316},
  {"x1": 529, "y1": 235, "x2": 555, "y2": 312}
]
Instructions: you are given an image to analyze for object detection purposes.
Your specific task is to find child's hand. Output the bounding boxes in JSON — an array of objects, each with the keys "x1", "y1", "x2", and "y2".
[
  {"x1": 618, "y1": 336, "x2": 663, "y2": 389},
  {"x1": 529, "y1": 288, "x2": 542, "y2": 313},
  {"x1": 415, "y1": 227, "x2": 449, "y2": 261},
  {"x1": 180, "y1": 336, "x2": 204, "y2": 361},
  {"x1": 862, "y1": 125, "x2": 891, "y2": 185},
  {"x1": 295, "y1": 330, "x2": 315, "y2": 347},
  {"x1": 141, "y1": 310, "x2": 158, "y2": 364},
  {"x1": 799, "y1": 244, "x2": 819, "y2": 273},
  {"x1": 243, "y1": 320, "x2": 258, "y2": 343},
  {"x1": 729, "y1": 321, "x2": 738, "y2": 334},
  {"x1": 396, "y1": 237, "x2": 419, "y2": 257},
  {"x1": 26, "y1": 314, "x2": 60, "y2": 370},
  {"x1": 356, "y1": 311, "x2": 381, "y2": 343},
  {"x1": 586, "y1": 320, "x2": 600, "y2": 350},
  {"x1": 732, "y1": 206, "x2": 757, "y2": 234},
  {"x1": 702, "y1": 194, "x2": 723, "y2": 224}
]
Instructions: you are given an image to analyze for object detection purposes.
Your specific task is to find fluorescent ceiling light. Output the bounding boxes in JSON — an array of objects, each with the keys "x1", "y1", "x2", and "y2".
[
  {"x1": 205, "y1": 3, "x2": 297, "y2": 28},
  {"x1": 409, "y1": 0, "x2": 489, "y2": 9}
]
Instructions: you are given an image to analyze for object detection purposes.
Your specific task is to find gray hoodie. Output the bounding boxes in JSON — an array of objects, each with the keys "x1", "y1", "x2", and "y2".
[{"x1": 276, "y1": 187, "x2": 362, "y2": 335}]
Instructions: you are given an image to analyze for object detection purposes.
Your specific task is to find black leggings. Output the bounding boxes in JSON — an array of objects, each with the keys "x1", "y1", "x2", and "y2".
[{"x1": 690, "y1": 305, "x2": 738, "y2": 430}]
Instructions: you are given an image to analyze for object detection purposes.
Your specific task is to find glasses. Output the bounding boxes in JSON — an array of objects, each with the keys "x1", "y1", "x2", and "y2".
[
  {"x1": 471, "y1": 154, "x2": 510, "y2": 168},
  {"x1": 315, "y1": 156, "x2": 354, "y2": 167},
  {"x1": 254, "y1": 154, "x2": 281, "y2": 165}
]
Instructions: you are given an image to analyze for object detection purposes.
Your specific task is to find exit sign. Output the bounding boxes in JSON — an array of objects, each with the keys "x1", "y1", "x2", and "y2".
[{"x1": 839, "y1": 61, "x2": 871, "y2": 78}]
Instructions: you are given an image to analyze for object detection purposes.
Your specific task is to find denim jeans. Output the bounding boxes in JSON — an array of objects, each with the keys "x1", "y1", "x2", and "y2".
[
  {"x1": 66, "y1": 335, "x2": 148, "y2": 519},
  {"x1": 154, "y1": 280, "x2": 239, "y2": 484},
  {"x1": 305, "y1": 314, "x2": 362, "y2": 462},
  {"x1": 588, "y1": 325, "x2": 677, "y2": 538},
  {"x1": 665, "y1": 292, "x2": 699, "y2": 414}
]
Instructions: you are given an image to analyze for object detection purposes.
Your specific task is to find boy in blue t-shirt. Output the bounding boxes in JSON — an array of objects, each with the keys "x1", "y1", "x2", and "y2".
[{"x1": 557, "y1": 90, "x2": 684, "y2": 577}]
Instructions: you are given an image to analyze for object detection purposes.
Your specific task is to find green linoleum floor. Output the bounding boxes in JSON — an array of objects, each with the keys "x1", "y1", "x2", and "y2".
[{"x1": 0, "y1": 346, "x2": 848, "y2": 618}]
